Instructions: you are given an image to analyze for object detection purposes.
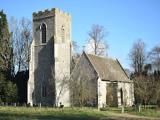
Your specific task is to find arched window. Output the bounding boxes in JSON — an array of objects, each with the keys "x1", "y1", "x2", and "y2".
[
  {"x1": 61, "y1": 25, "x2": 65, "y2": 43},
  {"x1": 41, "y1": 23, "x2": 46, "y2": 43}
]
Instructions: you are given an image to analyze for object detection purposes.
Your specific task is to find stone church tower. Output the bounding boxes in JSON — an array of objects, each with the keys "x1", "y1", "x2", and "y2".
[{"x1": 28, "y1": 8, "x2": 71, "y2": 106}]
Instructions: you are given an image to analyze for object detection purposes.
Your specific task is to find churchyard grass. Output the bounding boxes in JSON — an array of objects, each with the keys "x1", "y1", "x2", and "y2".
[
  {"x1": 125, "y1": 107, "x2": 160, "y2": 118},
  {"x1": 0, "y1": 106, "x2": 160, "y2": 120},
  {"x1": 0, "y1": 106, "x2": 107, "y2": 120},
  {"x1": 105, "y1": 106, "x2": 160, "y2": 118}
]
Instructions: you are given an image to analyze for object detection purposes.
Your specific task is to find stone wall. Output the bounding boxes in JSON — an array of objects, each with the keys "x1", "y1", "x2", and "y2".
[
  {"x1": 98, "y1": 80, "x2": 134, "y2": 108},
  {"x1": 117, "y1": 82, "x2": 134, "y2": 106},
  {"x1": 98, "y1": 78, "x2": 106, "y2": 108},
  {"x1": 70, "y1": 53, "x2": 98, "y2": 106},
  {"x1": 54, "y1": 8, "x2": 71, "y2": 107}
]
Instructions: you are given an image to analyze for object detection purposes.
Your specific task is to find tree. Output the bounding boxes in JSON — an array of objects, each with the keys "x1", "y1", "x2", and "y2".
[
  {"x1": 133, "y1": 74, "x2": 153, "y2": 106},
  {"x1": 149, "y1": 44, "x2": 160, "y2": 71},
  {"x1": 129, "y1": 41, "x2": 160, "y2": 107},
  {"x1": 0, "y1": 11, "x2": 17, "y2": 103},
  {"x1": 129, "y1": 39, "x2": 149, "y2": 106},
  {"x1": 151, "y1": 75, "x2": 160, "y2": 107},
  {"x1": 129, "y1": 39, "x2": 146, "y2": 74},
  {"x1": 9, "y1": 17, "x2": 32, "y2": 72},
  {"x1": 85, "y1": 24, "x2": 108, "y2": 56},
  {"x1": 133, "y1": 71, "x2": 160, "y2": 107},
  {"x1": 14, "y1": 70, "x2": 28, "y2": 103},
  {"x1": 148, "y1": 45, "x2": 160, "y2": 106},
  {"x1": 20, "y1": 18, "x2": 32, "y2": 70},
  {"x1": 4, "y1": 81, "x2": 17, "y2": 103},
  {"x1": 0, "y1": 72, "x2": 17, "y2": 103},
  {"x1": 0, "y1": 10, "x2": 13, "y2": 76},
  {"x1": 71, "y1": 40, "x2": 80, "y2": 72},
  {"x1": 72, "y1": 40, "x2": 79, "y2": 55}
]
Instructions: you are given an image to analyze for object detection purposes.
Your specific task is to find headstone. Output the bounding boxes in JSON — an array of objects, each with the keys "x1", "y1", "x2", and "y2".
[
  {"x1": 121, "y1": 105, "x2": 124, "y2": 113},
  {"x1": 13, "y1": 103, "x2": 16, "y2": 107},
  {"x1": 39, "y1": 103, "x2": 41, "y2": 108},
  {"x1": 138, "y1": 104, "x2": 141, "y2": 112}
]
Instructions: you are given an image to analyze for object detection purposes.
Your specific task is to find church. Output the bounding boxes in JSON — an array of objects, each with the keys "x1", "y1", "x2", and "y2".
[{"x1": 27, "y1": 8, "x2": 134, "y2": 107}]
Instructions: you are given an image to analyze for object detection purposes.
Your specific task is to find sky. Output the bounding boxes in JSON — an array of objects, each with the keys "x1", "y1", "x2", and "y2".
[{"x1": 0, "y1": 0, "x2": 160, "y2": 69}]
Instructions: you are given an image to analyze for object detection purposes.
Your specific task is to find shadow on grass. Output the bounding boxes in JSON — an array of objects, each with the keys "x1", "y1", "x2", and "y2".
[{"x1": 0, "y1": 112, "x2": 99, "y2": 120}]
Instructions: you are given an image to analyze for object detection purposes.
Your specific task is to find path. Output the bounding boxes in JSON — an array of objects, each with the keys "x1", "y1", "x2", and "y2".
[{"x1": 100, "y1": 111, "x2": 160, "y2": 120}]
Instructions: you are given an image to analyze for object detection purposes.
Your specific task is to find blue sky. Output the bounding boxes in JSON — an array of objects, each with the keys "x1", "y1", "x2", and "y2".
[{"x1": 0, "y1": 0, "x2": 160, "y2": 69}]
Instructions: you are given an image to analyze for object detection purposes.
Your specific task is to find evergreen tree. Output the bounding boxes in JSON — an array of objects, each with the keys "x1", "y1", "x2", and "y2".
[
  {"x1": 0, "y1": 10, "x2": 17, "y2": 103},
  {"x1": 0, "y1": 10, "x2": 14, "y2": 77}
]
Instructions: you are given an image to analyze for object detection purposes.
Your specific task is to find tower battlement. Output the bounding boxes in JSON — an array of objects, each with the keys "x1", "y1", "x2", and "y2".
[{"x1": 33, "y1": 8, "x2": 71, "y2": 20}]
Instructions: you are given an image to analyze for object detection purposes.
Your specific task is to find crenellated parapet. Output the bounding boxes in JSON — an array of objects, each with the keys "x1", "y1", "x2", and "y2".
[{"x1": 33, "y1": 8, "x2": 71, "y2": 21}]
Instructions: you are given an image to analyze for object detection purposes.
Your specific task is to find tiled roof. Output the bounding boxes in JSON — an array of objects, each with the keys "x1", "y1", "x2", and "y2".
[{"x1": 86, "y1": 53, "x2": 131, "y2": 82}]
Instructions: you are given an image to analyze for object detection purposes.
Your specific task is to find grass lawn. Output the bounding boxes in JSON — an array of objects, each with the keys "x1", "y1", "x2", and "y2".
[
  {"x1": 105, "y1": 107, "x2": 160, "y2": 119},
  {"x1": 0, "y1": 106, "x2": 160, "y2": 120},
  {"x1": 125, "y1": 107, "x2": 160, "y2": 118},
  {"x1": 0, "y1": 107, "x2": 106, "y2": 120}
]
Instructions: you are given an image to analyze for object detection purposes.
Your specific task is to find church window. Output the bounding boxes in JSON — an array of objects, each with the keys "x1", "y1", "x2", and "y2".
[
  {"x1": 61, "y1": 25, "x2": 65, "y2": 43},
  {"x1": 41, "y1": 23, "x2": 47, "y2": 43},
  {"x1": 42, "y1": 85, "x2": 47, "y2": 97}
]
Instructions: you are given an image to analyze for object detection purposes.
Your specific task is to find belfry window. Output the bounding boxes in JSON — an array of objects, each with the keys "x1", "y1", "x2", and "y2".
[
  {"x1": 61, "y1": 25, "x2": 65, "y2": 43},
  {"x1": 41, "y1": 23, "x2": 46, "y2": 43}
]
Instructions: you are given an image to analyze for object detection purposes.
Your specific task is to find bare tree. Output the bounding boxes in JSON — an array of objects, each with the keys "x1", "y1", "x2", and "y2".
[
  {"x1": 152, "y1": 77, "x2": 160, "y2": 106},
  {"x1": 133, "y1": 74, "x2": 153, "y2": 107},
  {"x1": 9, "y1": 17, "x2": 32, "y2": 72},
  {"x1": 129, "y1": 39, "x2": 148, "y2": 106},
  {"x1": 129, "y1": 39, "x2": 146, "y2": 74},
  {"x1": 85, "y1": 24, "x2": 108, "y2": 56},
  {"x1": 148, "y1": 44, "x2": 160, "y2": 71},
  {"x1": 20, "y1": 18, "x2": 32, "y2": 70},
  {"x1": 72, "y1": 40, "x2": 79, "y2": 55},
  {"x1": 129, "y1": 41, "x2": 160, "y2": 107},
  {"x1": 148, "y1": 44, "x2": 160, "y2": 107},
  {"x1": 71, "y1": 40, "x2": 80, "y2": 72}
]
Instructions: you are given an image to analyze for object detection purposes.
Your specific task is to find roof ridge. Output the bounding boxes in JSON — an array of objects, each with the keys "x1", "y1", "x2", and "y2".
[
  {"x1": 116, "y1": 59, "x2": 130, "y2": 79},
  {"x1": 86, "y1": 53, "x2": 116, "y2": 61}
]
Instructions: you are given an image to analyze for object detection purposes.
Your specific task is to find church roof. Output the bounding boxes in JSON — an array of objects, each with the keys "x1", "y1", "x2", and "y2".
[{"x1": 85, "y1": 53, "x2": 131, "y2": 82}]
